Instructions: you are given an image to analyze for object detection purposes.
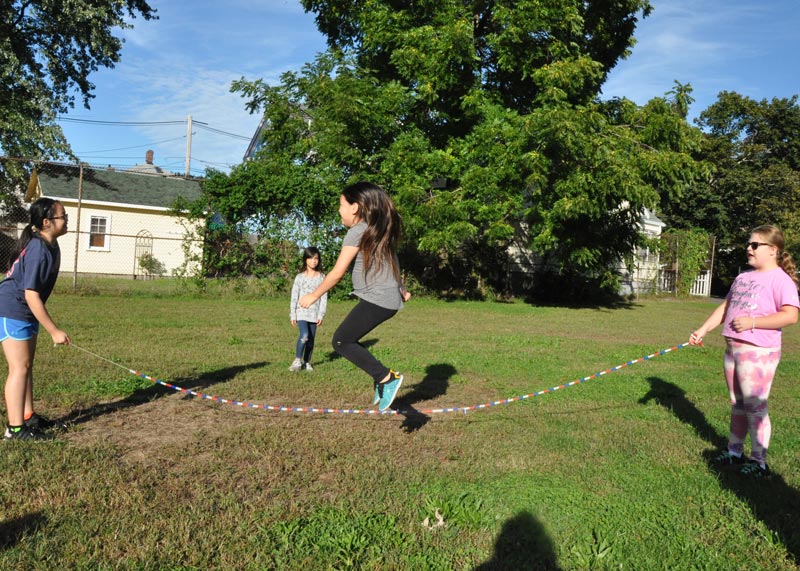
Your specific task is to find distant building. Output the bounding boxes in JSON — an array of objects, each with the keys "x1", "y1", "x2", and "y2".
[
  {"x1": 243, "y1": 110, "x2": 312, "y2": 161},
  {"x1": 618, "y1": 208, "x2": 667, "y2": 296},
  {"x1": 243, "y1": 118, "x2": 268, "y2": 161},
  {"x1": 26, "y1": 152, "x2": 205, "y2": 278},
  {"x1": 128, "y1": 149, "x2": 169, "y2": 175}
]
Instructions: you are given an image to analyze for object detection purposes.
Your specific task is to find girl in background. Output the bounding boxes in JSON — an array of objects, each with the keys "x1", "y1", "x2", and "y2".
[
  {"x1": 690, "y1": 225, "x2": 799, "y2": 477},
  {"x1": 1, "y1": 198, "x2": 70, "y2": 441},
  {"x1": 289, "y1": 246, "x2": 326, "y2": 371},
  {"x1": 299, "y1": 182, "x2": 410, "y2": 411}
]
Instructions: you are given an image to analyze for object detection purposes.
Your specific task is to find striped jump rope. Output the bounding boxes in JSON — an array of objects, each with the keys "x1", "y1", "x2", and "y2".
[{"x1": 66, "y1": 341, "x2": 694, "y2": 416}]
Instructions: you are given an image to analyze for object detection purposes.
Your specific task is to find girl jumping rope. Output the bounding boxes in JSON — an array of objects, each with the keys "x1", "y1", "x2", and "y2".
[
  {"x1": 299, "y1": 182, "x2": 411, "y2": 411},
  {"x1": 1, "y1": 198, "x2": 71, "y2": 441},
  {"x1": 690, "y1": 225, "x2": 799, "y2": 477},
  {"x1": 289, "y1": 246, "x2": 327, "y2": 372}
]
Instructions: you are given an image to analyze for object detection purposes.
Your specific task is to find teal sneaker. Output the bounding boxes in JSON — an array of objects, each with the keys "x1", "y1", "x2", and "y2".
[
  {"x1": 378, "y1": 370, "x2": 403, "y2": 412},
  {"x1": 372, "y1": 381, "x2": 381, "y2": 405}
]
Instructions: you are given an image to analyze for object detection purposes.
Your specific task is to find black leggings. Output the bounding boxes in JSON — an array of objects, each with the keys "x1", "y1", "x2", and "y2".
[{"x1": 332, "y1": 298, "x2": 397, "y2": 383}]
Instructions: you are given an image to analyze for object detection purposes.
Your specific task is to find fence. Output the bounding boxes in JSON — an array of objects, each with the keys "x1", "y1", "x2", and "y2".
[
  {"x1": 659, "y1": 269, "x2": 712, "y2": 296},
  {"x1": 3, "y1": 156, "x2": 719, "y2": 296},
  {"x1": 656, "y1": 232, "x2": 716, "y2": 297},
  {"x1": 0, "y1": 157, "x2": 204, "y2": 284}
]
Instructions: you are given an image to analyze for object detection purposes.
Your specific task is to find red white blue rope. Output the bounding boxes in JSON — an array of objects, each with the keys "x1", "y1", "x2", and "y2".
[{"x1": 68, "y1": 342, "x2": 692, "y2": 416}]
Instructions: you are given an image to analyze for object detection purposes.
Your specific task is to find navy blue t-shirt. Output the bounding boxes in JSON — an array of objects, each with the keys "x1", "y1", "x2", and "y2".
[{"x1": 0, "y1": 236, "x2": 61, "y2": 322}]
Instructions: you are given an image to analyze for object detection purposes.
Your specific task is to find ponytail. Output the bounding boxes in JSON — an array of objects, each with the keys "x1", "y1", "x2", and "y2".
[
  {"x1": 9, "y1": 198, "x2": 58, "y2": 263},
  {"x1": 751, "y1": 224, "x2": 799, "y2": 287},
  {"x1": 779, "y1": 251, "x2": 799, "y2": 287}
]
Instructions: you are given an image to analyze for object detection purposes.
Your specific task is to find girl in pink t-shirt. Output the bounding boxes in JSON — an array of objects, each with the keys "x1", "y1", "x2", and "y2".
[{"x1": 690, "y1": 225, "x2": 799, "y2": 477}]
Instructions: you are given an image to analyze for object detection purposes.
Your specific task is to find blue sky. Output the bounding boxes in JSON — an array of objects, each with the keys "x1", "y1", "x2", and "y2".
[{"x1": 56, "y1": 0, "x2": 799, "y2": 176}]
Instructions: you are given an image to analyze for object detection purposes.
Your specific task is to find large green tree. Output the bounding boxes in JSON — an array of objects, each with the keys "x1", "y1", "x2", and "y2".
[
  {"x1": 0, "y1": 0, "x2": 156, "y2": 160},
  {"x1": 228, "y1": 1, "x2": 706, "y2": 298},
  {"x1": 661, "y1": 92, "x2": 800, "y2": 290}
]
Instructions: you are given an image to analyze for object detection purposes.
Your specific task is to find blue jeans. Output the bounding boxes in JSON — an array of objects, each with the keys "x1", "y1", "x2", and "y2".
[{"x1": 295, "y1": 320, "x2": 317, "y2": 362}]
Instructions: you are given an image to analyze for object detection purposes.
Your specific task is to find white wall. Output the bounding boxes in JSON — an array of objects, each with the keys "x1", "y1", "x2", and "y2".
[{"x1": 59, "y1": 203, "x2": 203, "y2": 277}]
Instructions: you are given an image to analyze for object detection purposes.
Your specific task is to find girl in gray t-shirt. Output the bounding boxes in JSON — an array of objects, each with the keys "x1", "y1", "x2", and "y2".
[{"x1": 299, "y1": 182, "x2": 410, "y2": 412}]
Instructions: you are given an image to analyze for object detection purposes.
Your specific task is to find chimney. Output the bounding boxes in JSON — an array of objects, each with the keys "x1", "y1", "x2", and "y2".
[{"x1": 145, "y1": 150, "x2": 154, "y2": 164}]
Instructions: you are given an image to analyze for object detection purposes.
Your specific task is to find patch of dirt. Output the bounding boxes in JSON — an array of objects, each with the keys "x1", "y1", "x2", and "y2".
[
  {"x1": 56, "y1": 376, "x2": 498, "y2": 470},
  {"x1": 63, "y1": 393, "x2": 280, "y2": 463}
]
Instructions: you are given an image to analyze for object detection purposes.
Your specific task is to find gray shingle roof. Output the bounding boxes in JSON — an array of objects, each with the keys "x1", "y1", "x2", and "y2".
[{"x1": 36, "y1": 164, "x2": 203, "y2": 209}]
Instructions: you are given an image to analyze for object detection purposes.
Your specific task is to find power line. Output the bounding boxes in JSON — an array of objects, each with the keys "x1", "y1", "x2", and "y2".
[
  {"x1": 194, "y1": 123, "x2": 250, "y2": 141},
  {"x1": 193, "y1": 157, "x2": 237, "y2": 168},
  {"x1": 57, "y1": 116, "x2": 249, "y2": 140},
  {"x1": 73, "y1": 155, "x2": 160, "y2": 160},
  {"x1": 75, "y1": 134, "x2": 191, "y2": 155},
  {"x1": 164, "y1": 156, "x2": 234, "y2": 169},
  {"x1": 56, "y1": 117, "x2": 193, "y2": 126},
  {"x1": 56, "y1": 116, "x2": 252, "y2": 172}
]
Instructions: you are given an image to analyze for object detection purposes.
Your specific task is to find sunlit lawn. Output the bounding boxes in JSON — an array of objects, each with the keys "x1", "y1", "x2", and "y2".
[{"x1": 1, "y1": 278, "x2": 799, "y2": 570}]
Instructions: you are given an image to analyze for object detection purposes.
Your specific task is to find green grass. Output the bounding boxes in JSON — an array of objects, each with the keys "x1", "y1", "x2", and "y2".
[{"x1": 1, "y1": 280, "x2": 799, "y2": 570}]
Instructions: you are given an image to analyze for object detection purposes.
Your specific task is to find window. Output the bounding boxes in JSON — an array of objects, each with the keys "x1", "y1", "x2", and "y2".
[{"x1": 89, "y1": 216, "x2": 110, "y2": 250}]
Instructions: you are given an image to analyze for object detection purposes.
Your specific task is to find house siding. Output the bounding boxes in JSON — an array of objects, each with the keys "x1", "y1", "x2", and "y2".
[
  {"x1": 52, "y1": 203, "x2": 203, "y2": 277},
  {"x1": 26, "y1": 163, "x2": 205, "y2": 279}
]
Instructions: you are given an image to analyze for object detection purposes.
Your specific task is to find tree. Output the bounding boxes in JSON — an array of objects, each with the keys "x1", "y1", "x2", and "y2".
[
  {"x1": 661, "y1": 92, "x2": 800, "y2": 290},
  {"x1": 230, "y1": 1, "x2": 707, "y2": 298},
  {"x1": 0, "y1": 0, "x2": 157, "y2": 160}
]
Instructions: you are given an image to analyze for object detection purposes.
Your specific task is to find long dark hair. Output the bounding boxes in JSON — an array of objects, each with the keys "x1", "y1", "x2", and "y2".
[
  {"x1": 341, "y1": 181, "x2": 402, "y2": 280},
  {"x1": 752, "y1": 224, "x2": 799, "y2": 287},
  {"x1": 301, "y1": 246, "x2": 323, "y2": 272},
  {"x1": 10, "y1": 197, "x2": 60, "y2": 262}
]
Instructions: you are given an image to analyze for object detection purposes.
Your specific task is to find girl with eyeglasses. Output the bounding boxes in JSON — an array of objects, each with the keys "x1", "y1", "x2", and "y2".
[
  {"x1": 690, "y1": 225, "x2": 799, "y2": 477},
  {"x1": 0, "y1": 197, "x2": 71, "y2": 441}
]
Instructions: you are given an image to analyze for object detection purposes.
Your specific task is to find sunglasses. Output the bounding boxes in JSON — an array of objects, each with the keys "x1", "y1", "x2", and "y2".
[{"x1": 746, "y1": 241, "x2": 772, "y2": 250}]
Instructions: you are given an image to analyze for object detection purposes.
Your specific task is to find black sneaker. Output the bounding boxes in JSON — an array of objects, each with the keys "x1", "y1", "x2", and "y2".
[
  {"x1": 24, "y1": 412, "x2": 67, "y2": 433},
  {"x1": 4, "y1": 425, "x2": 52, "y2": 441},
  {"x1": 740, "y1": 461, "x2": 770, "y2": 478},
  {"x1": 713, "y1": 450, "x2": 745, "y2": 466}
]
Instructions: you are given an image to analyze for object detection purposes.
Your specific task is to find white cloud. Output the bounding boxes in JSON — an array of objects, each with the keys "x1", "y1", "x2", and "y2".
[
  {"x1": 603, "y1": 0, "x2": 798, "y2": 118},
  {"x1": 66, "y1": 0, "x2": 797, "y2": 171},
  {"x1": 66, "y1": 0, "x2": 327, "y2": 172},
  {"x1": 136, "y1": 70, "x2": 261, "y2": 172}
]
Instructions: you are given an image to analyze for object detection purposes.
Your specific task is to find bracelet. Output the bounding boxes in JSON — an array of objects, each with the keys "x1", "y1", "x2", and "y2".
[{"x1": 751, "y1": 317, "x2": 756, "y2": 333}]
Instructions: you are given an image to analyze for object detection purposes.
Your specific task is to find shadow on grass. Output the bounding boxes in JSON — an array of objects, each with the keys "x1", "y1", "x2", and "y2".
[
  {"x1": 474, "y1": 511, "x2": 562, "y2": 571},
  {"x1": 0, "y1": 512, "x2": 47, "y2": 551},
  {"x1": 640, "y1": 376, "x2": 800, "y2": 563},
  {"x1": 392, "y1": 363, "x2": 457, "y2": 433},
  {"x1": 63, "y1": 361, "x2": 269, "y2": 426}
]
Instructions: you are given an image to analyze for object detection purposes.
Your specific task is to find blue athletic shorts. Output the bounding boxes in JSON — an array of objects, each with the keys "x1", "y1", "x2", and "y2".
[{"x1": 0, "y1": 317, "x2": 39, "y2": 341}]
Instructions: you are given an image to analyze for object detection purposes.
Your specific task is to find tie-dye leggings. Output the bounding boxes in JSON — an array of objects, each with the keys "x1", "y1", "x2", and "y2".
[{"x1": 723, "y1": 339, "x2": 781, "y2": 464}]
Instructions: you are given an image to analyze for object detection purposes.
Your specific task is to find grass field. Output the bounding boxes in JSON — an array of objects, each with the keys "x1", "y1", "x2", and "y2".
[{"x1": 1, "y1": 279, "x2": 799, "y2": 570}]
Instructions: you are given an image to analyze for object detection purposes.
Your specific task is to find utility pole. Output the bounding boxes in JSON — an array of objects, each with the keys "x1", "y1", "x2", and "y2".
[
  {"x1": 185, "y1": 114, "x2": 193, "y2": 177},
  {"x1": 72, "y1": 164, "x2": 84, "y2": 290}
]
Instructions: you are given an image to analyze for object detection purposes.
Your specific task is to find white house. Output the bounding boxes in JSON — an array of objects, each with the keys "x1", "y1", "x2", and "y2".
[
  {"x1": 26, "y1": 155, "x2": 205, "y2": 278},
  {"x1": 618, "y1": 207, "x2": 667, "y2": 296}
]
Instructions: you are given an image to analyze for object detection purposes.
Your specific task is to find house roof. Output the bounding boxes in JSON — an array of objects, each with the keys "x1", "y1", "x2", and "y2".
[
  {"x1": 243, "y1": 117, "x2": 267, "y2": 161},
  {"x1": 30, "y1": 164, "x2": 203, "y2": 209},
  {"x1": 642, "y1": 207, "x2": 666, "y2": 228}
]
